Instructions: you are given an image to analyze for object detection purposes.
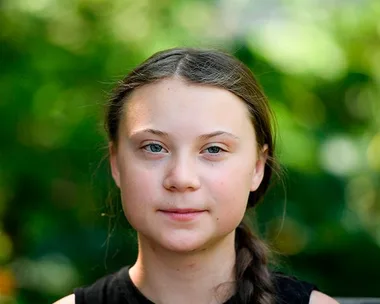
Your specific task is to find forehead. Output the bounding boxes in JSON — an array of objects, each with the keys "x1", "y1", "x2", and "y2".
[{"x1": 123, "y1": 78, "x2": 254, "y2": 137}]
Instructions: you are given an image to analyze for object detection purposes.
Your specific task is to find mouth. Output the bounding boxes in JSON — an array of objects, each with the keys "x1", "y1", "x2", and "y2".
[
  {"x1": 158, "y1": 209, "x2": 207, "y2": 221},
  {"x1": 159, "y1": 208, "x2": 205, "y2": 213}
]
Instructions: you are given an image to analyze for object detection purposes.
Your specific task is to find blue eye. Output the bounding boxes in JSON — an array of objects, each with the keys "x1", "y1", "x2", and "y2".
[
  {"x1": 144, "y1": 143, "x2": 164, "y2": 153},
  {"x1": 206, "y1": 146, "x2": 222, "y2": 154}
]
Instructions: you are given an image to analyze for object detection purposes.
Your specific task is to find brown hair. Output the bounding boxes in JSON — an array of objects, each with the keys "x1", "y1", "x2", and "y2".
[{"x1": 105, "y1": 47, "x2": 279, "y2": 304}]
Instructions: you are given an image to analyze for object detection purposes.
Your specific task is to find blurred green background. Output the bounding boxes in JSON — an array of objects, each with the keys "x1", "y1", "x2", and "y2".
[{"x1": 1, "y1": 0, "x2": 380, "y2": 303}]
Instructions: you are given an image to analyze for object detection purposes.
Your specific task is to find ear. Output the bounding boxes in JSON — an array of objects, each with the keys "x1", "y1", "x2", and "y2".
[
  {"x1": 250, "y1": 144, "x2": 268, "y2": 192},
  {"x1": 109, "y1": 142, "x2": 121, "y2": 188}
]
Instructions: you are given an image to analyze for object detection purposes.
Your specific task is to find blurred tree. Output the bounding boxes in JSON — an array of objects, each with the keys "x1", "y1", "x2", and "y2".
[{"x1": 0, "y1": 0, "x2": 379, "y2": 302}]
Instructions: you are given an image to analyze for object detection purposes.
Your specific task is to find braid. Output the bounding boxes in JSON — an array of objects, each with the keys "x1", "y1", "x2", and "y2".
[{"x1": 234, "y1": 221, "x2": 276, "y2": 304}]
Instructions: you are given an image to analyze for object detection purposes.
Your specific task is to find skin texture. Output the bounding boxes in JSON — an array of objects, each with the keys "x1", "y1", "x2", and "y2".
[
  {"x1": 109, "y1": 78, "x2": 265, "y2": 303},
  {"x1": 111, "y1": 78, "x2": 264, "y2": 254},
  {"x1": 54, "y1": 78, "x2": 339, "y2": 304}
]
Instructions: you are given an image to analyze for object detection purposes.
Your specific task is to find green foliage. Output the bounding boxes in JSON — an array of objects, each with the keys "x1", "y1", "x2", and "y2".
[{"x1": 1, "y1": 0, "x2": 379, "y2": 302}]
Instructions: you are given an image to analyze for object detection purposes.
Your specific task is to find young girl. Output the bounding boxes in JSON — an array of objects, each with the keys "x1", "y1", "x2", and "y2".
[{"x1": 55, "y1": 48, "x2": 338, "y2": 304}]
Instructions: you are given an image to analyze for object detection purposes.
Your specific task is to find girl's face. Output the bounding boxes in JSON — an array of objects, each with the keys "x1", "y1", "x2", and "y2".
[{"x1": 110, "y1": 78, "x2": 267, "y2": 253}]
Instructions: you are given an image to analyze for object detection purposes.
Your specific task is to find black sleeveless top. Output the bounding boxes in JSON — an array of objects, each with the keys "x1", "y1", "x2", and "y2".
[{"x1": 74, "y1": 266, "x2": 318, "y2": 304}]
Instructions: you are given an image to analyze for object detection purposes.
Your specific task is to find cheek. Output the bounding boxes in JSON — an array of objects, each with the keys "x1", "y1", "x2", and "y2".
[
  {"x1": 208, "y1": 161, "x2": 253, "y2": 229},
  {"x1": 118, "y1": 153, "x2": 160, "y2": 198},
  {"x1": 117, "y1": 163, "x2": 160, "y2": 226},
  {"x1": 210, "y1": 158, "x2": 254, "y2": 199}
]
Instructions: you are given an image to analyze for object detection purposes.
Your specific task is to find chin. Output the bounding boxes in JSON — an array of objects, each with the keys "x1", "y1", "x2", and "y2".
[
  {"x1": 157, "y1": 232, "x2": 212, "y2": 254},
  {"x1": 162, "y1": 239, "x2": 206, "y2": 253}
]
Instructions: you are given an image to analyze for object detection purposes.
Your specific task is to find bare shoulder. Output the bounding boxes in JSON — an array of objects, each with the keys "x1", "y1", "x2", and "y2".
[
  {"x1": 53, "y1": 294, "x2": 75, "y2": 304},
  {"x1": 310, "y1": 291, "x2": 340, "y2": 304}
]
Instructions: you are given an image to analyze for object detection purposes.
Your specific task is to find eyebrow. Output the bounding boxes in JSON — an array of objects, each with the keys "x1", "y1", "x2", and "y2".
[{"x1": 131, "y1": 128, "x2": 240, "y2": 141}]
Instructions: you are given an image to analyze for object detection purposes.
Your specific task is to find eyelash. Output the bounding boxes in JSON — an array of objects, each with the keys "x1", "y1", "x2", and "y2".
[
  {"x1": 142, "y1": 143, "x2": 168, "y2": 153},
  {"x1": 203, "y1": 146, "x2": 224, "y2": 154},
  {"x1": 141, "y1": 143, "x2": 226, "y2": 155}
]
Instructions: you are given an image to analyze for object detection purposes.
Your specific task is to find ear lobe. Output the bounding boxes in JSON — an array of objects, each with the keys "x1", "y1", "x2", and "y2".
[
  {"x1": 109, "y1": 143, "x2": 121, "y2": 188},
  {"x1": 250, "y1": 144, "x2": 269, "y2": 192}
]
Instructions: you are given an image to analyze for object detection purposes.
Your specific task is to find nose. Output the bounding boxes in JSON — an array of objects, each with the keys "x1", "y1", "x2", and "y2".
[{"x1": 163, "y1": 154, "x2": 201, "y2": 192}]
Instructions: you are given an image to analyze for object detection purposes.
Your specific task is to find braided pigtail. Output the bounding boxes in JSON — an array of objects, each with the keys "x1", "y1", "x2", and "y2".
[{"x1": 235, "y1": 221, "x2": 276, "y2": 304}]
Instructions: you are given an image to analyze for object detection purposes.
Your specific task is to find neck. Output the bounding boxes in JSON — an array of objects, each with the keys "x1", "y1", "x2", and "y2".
[{"x1": 129, "y1": 231, "x2": 237, "y2": 304}]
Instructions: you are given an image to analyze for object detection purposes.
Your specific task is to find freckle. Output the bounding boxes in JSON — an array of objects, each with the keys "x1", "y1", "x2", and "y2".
[
  {"x1": 176, "y1": 268, "x2": 180, "y2": 271},
  {"x1": 217, "y1": 218, "x2": 219, "y2": 221}
]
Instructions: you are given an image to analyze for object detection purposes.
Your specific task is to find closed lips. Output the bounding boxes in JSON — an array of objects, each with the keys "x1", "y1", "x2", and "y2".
[{"x1": 159, "y1": 209, "x2": 205, "y2": 213}]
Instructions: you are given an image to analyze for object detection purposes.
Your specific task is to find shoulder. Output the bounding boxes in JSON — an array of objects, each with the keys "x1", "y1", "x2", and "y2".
[
  {"x1": 272, "y1": 272, "x2": 339, "y2": 304},
  {"x1": 310, "y1": 291, "x2": 339, "y2": 304},
  {"x1": 273, "y1": 272, "x2": 316, "y2": 293},
  {"x1": 272, "y1": 272, "x2": 319, "y2": 303},
  {"x1": 53, "y1": 294, "x2": 75, "y2": 304},
  {"x1": 56, "y1": 266, "x2": 132, "y2": 304}
]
